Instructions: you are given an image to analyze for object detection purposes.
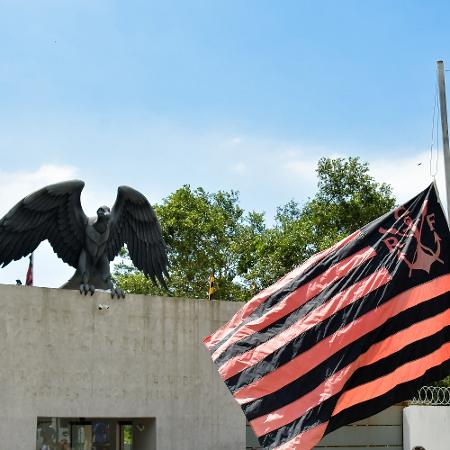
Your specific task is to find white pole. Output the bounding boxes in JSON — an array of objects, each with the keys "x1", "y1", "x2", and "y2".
[{"x1": 437, "y1": 60, "x2": 450, "y2": 221}]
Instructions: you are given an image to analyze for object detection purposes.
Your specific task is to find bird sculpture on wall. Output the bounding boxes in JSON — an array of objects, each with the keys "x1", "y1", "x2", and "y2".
[{"x1": 0, "y1": 180, "x2": 168, "y2": 297}]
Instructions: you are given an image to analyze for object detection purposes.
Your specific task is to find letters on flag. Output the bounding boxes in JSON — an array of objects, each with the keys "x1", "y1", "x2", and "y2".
[{"x1": 204, "y1": 183, "x2": 450, "y2": 450}]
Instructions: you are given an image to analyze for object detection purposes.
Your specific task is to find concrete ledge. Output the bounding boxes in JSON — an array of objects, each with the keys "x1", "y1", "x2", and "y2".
[{"x1": 0, "y1": 284, "x2": 245, "y2": 450}]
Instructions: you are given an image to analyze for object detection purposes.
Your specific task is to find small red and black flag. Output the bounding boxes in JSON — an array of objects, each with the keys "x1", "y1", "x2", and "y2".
[
  {"x1": 25, "y1": 253, "x2": 33, "y2": 286},
  {"x1": 204, "y1": 183, "x2": 450, "y2": 450}
]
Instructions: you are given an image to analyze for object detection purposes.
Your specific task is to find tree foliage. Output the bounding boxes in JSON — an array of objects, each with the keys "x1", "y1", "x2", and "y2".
[
  {"x1": 115, "y1": 157, "x2": 396, "y2": 300},
  {"x1": 241, "y1": 157, "x2": 395, "y2": 288},
  {"x1": 114, "y1": 186, "x2": 265, "y2": 301},
  {"x1": 435, "y1": 375, "x2": 450, "y2": 387}
]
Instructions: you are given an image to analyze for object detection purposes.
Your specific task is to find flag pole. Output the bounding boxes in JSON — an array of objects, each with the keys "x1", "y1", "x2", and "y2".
[{"x1": 437, "y1": 60, "x2": 450, "y2": 222}]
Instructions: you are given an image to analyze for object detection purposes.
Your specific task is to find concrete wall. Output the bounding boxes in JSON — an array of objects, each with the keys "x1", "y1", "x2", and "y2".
[
  {"x1": 0, "y1": 284, "x2": 245, "y2": 450},
  {"x1": 403, "y1": 405, "x2": 450, "y2": 450}
]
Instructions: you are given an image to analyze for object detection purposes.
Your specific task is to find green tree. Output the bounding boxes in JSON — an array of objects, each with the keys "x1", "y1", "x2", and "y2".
[
  {"x1": 304, "y1": 157, "x2": 395, "y2": 248},
  {"x1": 114, "y1": 185, "x2": 265, "y2": 301},
  {"x1": 115, "y1": 156, "x2": 396, "y2": 300},
  {"x1": 435, "y1": 375, "x2": 450, "y2": 387},
  {"x1": 242, "y1": 157, "x2": 396, "y2": 288}
]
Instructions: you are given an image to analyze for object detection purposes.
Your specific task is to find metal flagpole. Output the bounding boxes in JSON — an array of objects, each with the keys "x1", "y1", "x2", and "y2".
[{"x1": 436, "y1": 60, "x2": 450, "y2": 222}]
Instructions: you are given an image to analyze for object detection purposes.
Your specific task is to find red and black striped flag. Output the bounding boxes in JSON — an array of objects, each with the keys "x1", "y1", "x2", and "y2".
[
  {"x1": 26, "y1": 253, "x2": 33, "y2": 286},
  {"x1": 204, "y1": 183, "x2": 450, "y2": 449}
]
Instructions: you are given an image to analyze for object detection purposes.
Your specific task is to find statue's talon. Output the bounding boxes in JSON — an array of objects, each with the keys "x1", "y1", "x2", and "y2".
[
  {"x1": 79, "y1": 283, "x2": 93, "y2": 296},
  {"x1": 110, "y1": 286, "x2": 125, "y2": 299}
]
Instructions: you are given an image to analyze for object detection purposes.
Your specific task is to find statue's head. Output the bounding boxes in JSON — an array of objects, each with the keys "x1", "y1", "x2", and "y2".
[{"x1": 97, "y1": 206, "x2": 111, "y2": 220}]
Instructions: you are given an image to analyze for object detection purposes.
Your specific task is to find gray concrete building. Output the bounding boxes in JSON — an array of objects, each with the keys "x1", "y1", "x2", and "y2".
[{"x1": 0, "y1": 284, "x2": 245, "y2": 450}]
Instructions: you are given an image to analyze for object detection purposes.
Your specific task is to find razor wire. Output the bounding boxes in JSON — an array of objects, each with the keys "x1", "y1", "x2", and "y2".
[{"x1": 411, "y1": 385, "x2": 450, "y2": 405}]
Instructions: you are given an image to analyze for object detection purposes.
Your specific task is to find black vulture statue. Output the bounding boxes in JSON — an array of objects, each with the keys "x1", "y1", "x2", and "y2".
[{"x1": 0, "y1": 180, "x2": 168, "y2": 297}]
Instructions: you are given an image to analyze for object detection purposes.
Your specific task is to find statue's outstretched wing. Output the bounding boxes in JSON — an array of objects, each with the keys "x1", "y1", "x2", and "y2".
[
  {"x1": 0, "y1": 180, "x2": 87, "y2": 269},
  {"x1": 108, "y1": 186, "x2": 169, "y2": 287}
]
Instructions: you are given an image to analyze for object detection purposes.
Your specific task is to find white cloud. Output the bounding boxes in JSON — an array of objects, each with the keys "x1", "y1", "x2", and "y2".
[
  {"x1": 0, "y1": 164, "x2": 80, "y2": 216},
  {"x1": 221, "y1": 136, "x2": 323, "y2": 185},
  {"x1": 272, "y1": 145, "x2": 344, "y2": 191},
  {"x1": 369, "y1": 150, "x2": 445, "y2": 205},
  {"x1": 230, "y1": 137, "x2": 243, "y2": 146},
  {"x1": 231, "y1": 161, "x2": 247, "y2": 174},
  {"x1": 282, "y1": 158, "x2": 317, "y2": 180}
]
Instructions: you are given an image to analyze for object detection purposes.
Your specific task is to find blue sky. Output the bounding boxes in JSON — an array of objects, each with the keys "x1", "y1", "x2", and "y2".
[{"x1": 1, "y1": 0, "x2": 450, "y2": 286}]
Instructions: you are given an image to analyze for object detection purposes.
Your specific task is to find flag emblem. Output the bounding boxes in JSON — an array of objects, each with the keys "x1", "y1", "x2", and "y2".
[
  {"x1": 379, "y1": 201, "x2": 443, "y2": 276},
  {"x1": 204, "y1": 183, "x2": 450, "y2": 449}
]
